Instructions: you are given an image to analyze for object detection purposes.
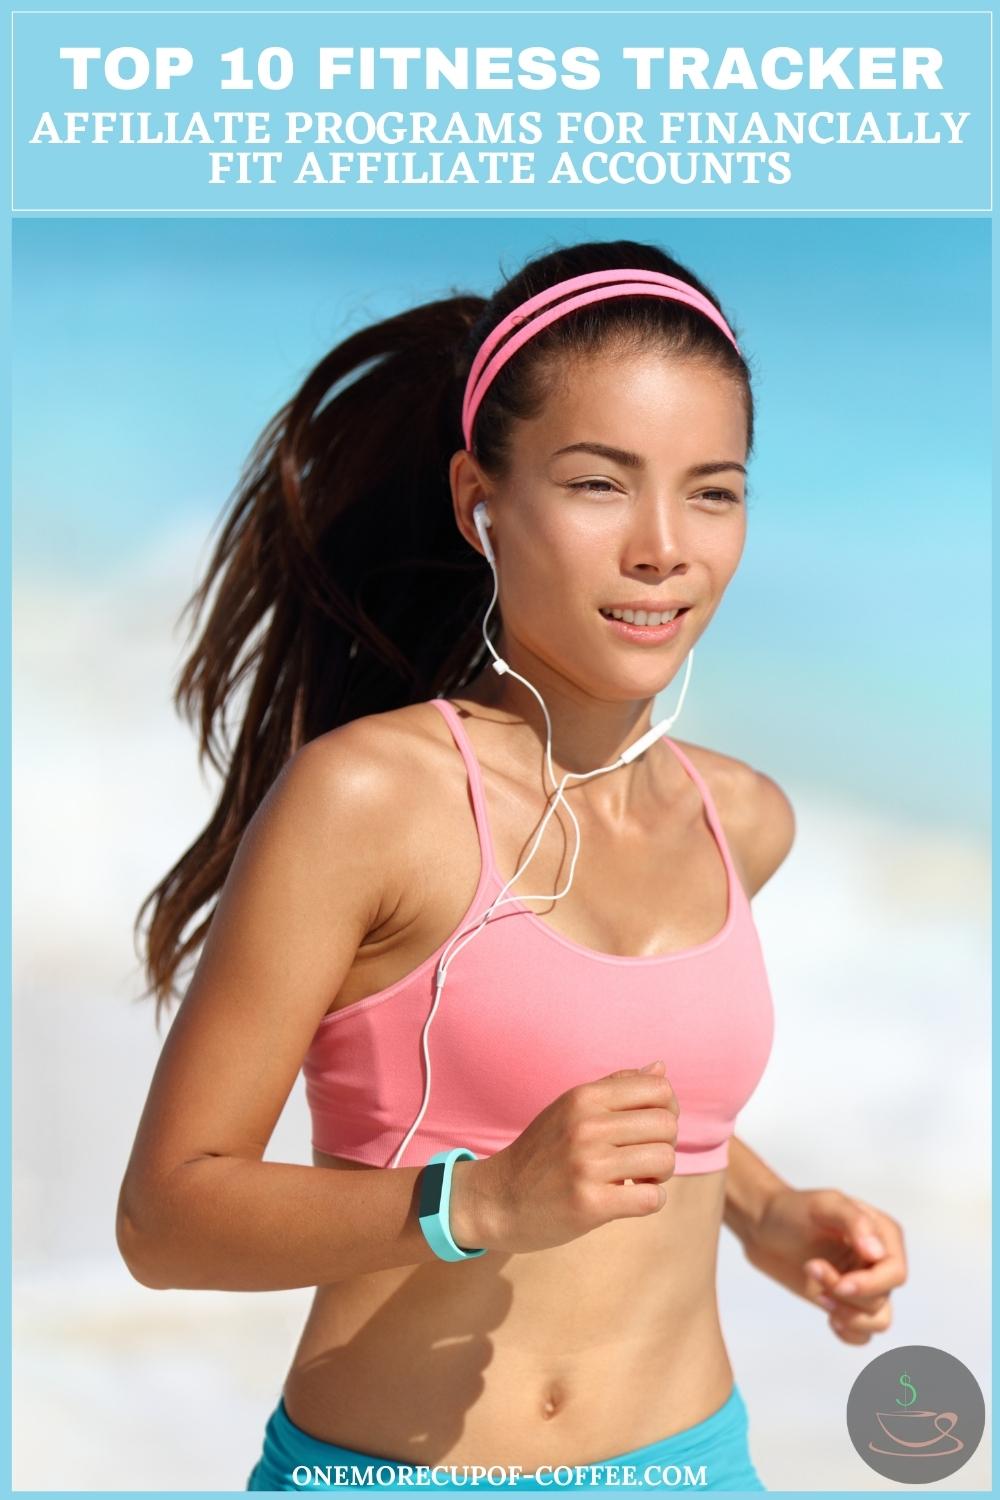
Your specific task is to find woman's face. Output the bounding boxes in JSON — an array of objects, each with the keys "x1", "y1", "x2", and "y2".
[{"x1": 458, "y1": 346, "x2": 749, "y2": 706}]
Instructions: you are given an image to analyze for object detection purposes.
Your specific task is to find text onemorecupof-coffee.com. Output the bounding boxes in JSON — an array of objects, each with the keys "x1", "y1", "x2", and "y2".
[{"x1": 288, "y1": 1460, "x2": 711, "y2": 1488}]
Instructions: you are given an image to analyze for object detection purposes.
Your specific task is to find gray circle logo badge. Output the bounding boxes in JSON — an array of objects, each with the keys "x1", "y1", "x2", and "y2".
[{"x1": 846, "y1": 1345, "x2": 985, "y2": 1483}]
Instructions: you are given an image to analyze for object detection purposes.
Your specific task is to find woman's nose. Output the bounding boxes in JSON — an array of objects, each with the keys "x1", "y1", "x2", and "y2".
[{"x1": 624, "y1": 504, "x2": 687, "y2": 574}]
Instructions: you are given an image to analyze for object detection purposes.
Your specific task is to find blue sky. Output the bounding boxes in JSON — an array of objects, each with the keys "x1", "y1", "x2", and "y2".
[{"x1": 12, "y1": 216, "x2": 990, "y2": 831}]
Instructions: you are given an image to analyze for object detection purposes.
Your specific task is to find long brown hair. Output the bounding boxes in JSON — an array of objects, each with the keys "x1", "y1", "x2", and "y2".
[{"x1": 135, "y1": 237, "x2": 755, "y2": 1026}]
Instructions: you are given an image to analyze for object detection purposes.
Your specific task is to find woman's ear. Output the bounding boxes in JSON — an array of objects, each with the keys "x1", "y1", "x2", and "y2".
[{"x1": 449, "y1": 449, "x2": 494, "y2": 560}]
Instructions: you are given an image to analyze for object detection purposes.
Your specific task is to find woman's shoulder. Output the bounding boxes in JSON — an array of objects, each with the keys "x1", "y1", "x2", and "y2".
[
  {"x1": 270, "y1": 704, "x2": 463, "y2": 918},
  {"x1": 670, "y1": 736, "x2": 796, "y2": 896},
  {"x1": 302, "y1": 700, "x2": 453, "y2": 773},
  {"x1": 289, "y1": 701, "x2": 458, "y2": 829}
]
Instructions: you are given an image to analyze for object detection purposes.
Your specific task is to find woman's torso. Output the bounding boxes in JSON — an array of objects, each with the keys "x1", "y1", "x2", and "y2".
[{"x1": 282, "y1": 696, "x2": 765, "y2": 1468}]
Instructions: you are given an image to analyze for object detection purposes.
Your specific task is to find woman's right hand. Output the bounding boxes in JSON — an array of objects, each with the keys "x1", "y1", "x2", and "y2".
[{"x1": 452, "y1": 1061, "x2": 679, "y2": 1254}]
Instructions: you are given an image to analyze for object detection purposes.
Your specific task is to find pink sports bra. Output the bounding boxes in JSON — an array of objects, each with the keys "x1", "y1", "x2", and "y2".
[{"x1": 303, "y1": 698, "x2": 775, "y2": 1174}]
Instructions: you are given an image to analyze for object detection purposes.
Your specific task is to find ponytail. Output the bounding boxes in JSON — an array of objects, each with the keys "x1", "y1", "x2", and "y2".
[{"x1": 135, "y1": 292, "x2": 495, "y2": 1024}]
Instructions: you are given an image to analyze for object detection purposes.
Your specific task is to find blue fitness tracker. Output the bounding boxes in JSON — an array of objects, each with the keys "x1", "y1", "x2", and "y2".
[{"x1": 418, "y1": 1148, "x2": 487, "y2": 1261}]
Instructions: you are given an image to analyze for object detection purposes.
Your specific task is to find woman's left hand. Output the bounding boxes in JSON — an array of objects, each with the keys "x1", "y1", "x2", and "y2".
[{"x1": 741, "y1": 1186, "x2": 908, "y2": 1344}]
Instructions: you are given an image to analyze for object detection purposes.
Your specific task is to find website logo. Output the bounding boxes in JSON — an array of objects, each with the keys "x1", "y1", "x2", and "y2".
[{"x1": 846, "y1": 1345, "x2": 985, "y2": 1483}]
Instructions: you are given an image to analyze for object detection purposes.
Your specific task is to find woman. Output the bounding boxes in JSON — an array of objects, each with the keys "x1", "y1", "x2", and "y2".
[{"x1": 116, "y1": 239, "x2": 908, "y2": 1491}]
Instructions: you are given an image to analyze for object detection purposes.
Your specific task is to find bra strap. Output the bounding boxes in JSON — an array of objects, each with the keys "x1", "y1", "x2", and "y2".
[
  {"x1": 428, "y1": 699, "x2": 502, "y2": 880},
  {"x1": 661, "y1": 736, "x2": 748, "y2": 911}
]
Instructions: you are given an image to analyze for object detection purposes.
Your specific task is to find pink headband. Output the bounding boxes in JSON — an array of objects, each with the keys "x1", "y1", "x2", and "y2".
[{"x1": 461, "y1": 267, "x2": 741, "y2": 449}]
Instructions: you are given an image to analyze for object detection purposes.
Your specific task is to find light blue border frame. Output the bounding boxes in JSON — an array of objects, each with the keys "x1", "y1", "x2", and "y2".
[{"x1": 3, "y1": 2, "x2": 995, "y2": 1500}]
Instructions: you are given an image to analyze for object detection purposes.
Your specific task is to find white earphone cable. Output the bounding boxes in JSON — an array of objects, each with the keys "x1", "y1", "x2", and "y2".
[{"x1": 387, "y1": 511, "x2": 694, "y2": 1169}]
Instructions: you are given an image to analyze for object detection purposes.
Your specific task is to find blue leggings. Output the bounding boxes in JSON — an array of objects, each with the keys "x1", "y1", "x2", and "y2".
[{"x1": 246, "y1": 1382, "x2": 766, "y2": 1490}]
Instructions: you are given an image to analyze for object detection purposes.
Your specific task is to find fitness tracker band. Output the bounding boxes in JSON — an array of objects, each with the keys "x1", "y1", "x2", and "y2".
[{"x1": 417, "y1": 1148, "x2": 487, "y2": 1261}]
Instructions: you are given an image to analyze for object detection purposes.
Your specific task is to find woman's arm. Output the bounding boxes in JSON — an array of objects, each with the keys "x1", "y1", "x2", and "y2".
[
  {"x1": 116, "y1": 1149, "x2": 493, "y2": 1293},
  {"x1": 722, "y1": 1138, "x2": 908, "y2": 1343},
  {"x1": 117, "y1": 1154, "x2": 491, "y2": 1292},
  {"x1": 116, "y1": 727, "x2": 499, "y2": 1293},
  {"x1": 720, "y1": 770, "x2": 906, "y2": 1344},
  {"x1": 722, "y1": 1134, "x2": 790, "y2": 1246}
]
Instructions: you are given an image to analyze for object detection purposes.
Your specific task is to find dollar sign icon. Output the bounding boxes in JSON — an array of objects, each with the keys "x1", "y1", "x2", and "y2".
[{"x1": 896, "y1": 1370, "x2": 918, "y2": 1408}]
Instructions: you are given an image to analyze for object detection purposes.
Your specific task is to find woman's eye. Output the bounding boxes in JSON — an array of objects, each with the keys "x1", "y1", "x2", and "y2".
[
  {"x1": 698, "y1": 489, "x2": 741, "y2": 505},
  {"x1": 567, "y1": 479, "x2": 616, "y2": 493}
]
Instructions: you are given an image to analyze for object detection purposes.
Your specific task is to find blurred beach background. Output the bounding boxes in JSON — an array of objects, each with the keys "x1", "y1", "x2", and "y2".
[{"x1": 12, "y1": 217, "x2": 990, "y2": 1491}]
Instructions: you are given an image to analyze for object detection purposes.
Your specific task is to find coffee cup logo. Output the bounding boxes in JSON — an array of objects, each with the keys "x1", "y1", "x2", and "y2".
[{"x1": 847, "y1": 1346, "x2": 984, "y2": 1483}]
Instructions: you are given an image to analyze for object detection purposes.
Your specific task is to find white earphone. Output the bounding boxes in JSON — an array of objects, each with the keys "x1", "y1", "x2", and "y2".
[
  {"x1": 386, "y1": 498, "x2": 695, "y2": 1169},
  {"x1": 474, "y1": 498, "x2": 498, "y2": 567}
]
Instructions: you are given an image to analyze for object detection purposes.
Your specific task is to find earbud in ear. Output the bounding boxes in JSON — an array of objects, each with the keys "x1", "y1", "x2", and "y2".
[{"x1": 472, "y1": 501, "x2": 496, "y2": 568}]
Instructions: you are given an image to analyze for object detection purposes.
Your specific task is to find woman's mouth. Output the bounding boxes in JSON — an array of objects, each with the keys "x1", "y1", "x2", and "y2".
[{"x1": 598, "y1": 605, "x2": 691, "y2": 644}]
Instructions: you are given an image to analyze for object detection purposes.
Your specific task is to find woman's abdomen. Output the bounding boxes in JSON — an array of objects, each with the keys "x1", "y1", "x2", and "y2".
[{"x1": 280, "y1": 1155, "x2": 734, "y2": 1469}]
